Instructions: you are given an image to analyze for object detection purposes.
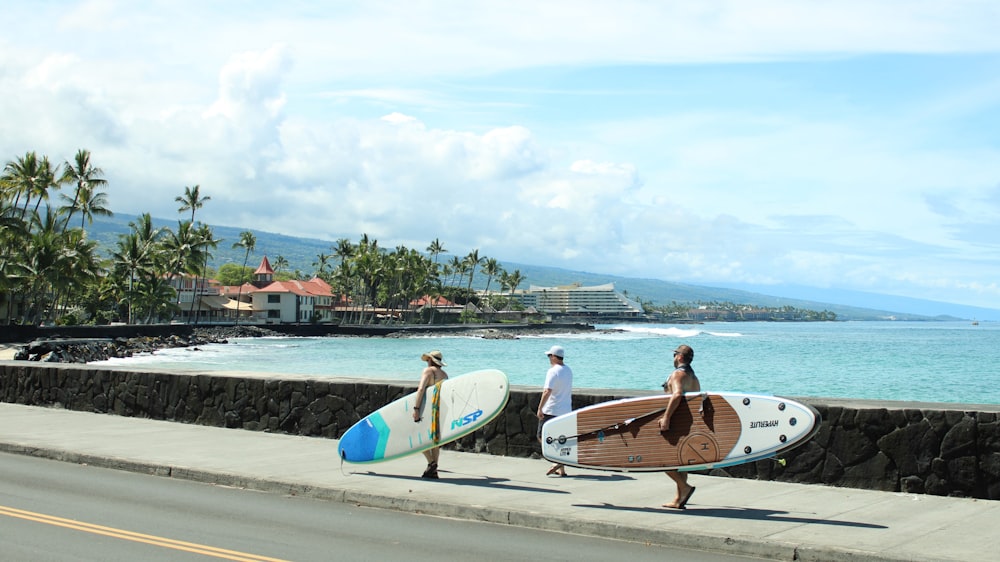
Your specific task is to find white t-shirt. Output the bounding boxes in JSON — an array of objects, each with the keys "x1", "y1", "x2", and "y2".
[{"x1": 542, "y1": 363, "x2": 573, "y2": 416}]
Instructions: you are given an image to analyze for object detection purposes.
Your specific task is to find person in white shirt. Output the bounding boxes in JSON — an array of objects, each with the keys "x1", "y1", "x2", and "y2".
[{"x1": 536, "y1": 344, "x2": 573, "y2": 477}]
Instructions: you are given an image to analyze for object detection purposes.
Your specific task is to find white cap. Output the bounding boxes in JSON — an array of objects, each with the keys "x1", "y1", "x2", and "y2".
[{"x1": 545, "y1": 345, "x2": 565, "y2": 358}]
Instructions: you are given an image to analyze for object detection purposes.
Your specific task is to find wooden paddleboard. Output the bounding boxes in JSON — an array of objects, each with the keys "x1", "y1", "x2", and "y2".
[
  {"x1": 541, "y1": 392, "x2": 820, "y2": 472},
  {"x1": 338, "y1": 369, "x2": 510, "y2": 463}
]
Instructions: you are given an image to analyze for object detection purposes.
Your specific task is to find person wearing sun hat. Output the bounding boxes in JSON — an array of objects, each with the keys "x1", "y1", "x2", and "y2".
[
  {"x1": 537, "y1": 344, "x2": 573, "y2": 477},
  {"x1": 413, "y1": 350, "x2": 448, "y2": 478}
]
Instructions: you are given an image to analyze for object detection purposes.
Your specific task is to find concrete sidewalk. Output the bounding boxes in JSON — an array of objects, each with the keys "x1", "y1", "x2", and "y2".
[{"x1": 0, "y1": 403, "x2": 996, "y2": 561}]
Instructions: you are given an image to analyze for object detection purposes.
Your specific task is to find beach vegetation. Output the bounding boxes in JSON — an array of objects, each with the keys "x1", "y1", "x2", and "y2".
[{"x1": 5, "y1": 149, "x2": 833, "y2": 327}]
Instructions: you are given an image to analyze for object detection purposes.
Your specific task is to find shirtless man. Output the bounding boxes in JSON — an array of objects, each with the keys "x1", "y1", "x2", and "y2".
[
  {"x1": 413, "y1": 350, "x2": 448, "y2": 479},
  {"x1": 657, "y1": 344, "x2": 700, "y2": 509}
]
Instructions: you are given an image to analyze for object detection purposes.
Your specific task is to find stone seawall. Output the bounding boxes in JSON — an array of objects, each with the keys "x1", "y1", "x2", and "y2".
[{"x1": 2, "y1": 362, "x2": 998, "y2": 500}]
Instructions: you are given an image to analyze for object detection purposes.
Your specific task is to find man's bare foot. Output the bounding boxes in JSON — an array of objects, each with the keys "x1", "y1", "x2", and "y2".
[{"x1": 663, "y1": 485, "x2": 696, "y2": 509}]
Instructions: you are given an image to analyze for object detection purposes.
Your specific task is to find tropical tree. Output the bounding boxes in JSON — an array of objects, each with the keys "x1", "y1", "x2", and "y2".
[
  {"x1": 134, "y1": 275, "x2": 179, "y2": 324},
  {"x1": 333, "y1": 238, "x2": 354, "y2": 267},
  {"x1": 19, "y1": 210, "x2": 68, "y2": 323},
  {"x1": 216, "y1": 263, "x2": 253, "y2": 286},
  {"x1": 352, "y1": 238, "x2": 383, "y2": 324},
  {"x1": 29, "y1": 155, "x2": 60, "y2": 218},
  {"x1": 60, "y1": 179, "x2": 112, "y2": 231},
  {"x1": 189, "y1": 223, "x2": 220, "y2": 325},
  {"x1": 42, "y1": 216, "x2": 102, "y2": 322},
  {"x1": 426, "y1": 238, "x2": 446, "y2": 264},
  {"x1": 446, "y1": 255, "x2": 463, "y2": 288},
  {"x1": 0, "y1": 195, "x2": 28, "y2": 322},
  {"x1": 175, "y1": 184, "x2": 211, "y2": 223},
  {"x1": 59, "y1": 149, "x2": 110, "y2": 231},
  {"x1": 232, "y1": 230, "x2": 256, "y2": 325},
  {"x1": 480, "y1": 257, "x2": 501, "y2": 321},
  {"x1": 163, "y1": 220, "x2": 209, "y2": 321},
  {"x1": 3, "y1": 152, "x2": 61, "y2": 220},
  {"x1": 111, "y1": 215, "x2": 163, "y2": 324},
  {"x1": 453, "y1": 249, "x2": 484, "y2": 321},
  {"x1": 502, "y1": 269, "x2": 525, "y2": 311},
  {"x1": 313, "y1": 252, "x2": 332, "y2": 277},
  {"x1": 331, "y1": 260, "x2": 354, "y2": 323}
]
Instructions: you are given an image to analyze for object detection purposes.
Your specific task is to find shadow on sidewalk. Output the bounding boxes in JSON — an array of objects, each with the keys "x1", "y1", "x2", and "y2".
[
  {"x1": 575, "y1": 502, "x2": 888, "y2": 529},
  {"x1": 354, "y1": 470, "x2": 572, "y2": 494}
]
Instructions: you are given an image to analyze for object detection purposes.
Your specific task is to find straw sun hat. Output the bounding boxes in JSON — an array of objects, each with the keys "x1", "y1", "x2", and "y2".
[{"x1": 420, "y1": 350, "x2": 446, "y2": 367}]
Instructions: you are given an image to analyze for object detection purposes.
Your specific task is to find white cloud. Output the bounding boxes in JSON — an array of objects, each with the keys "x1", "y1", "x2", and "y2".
[{"x1": 2, "y1": 1, "x2": 1000, "y2": 310}]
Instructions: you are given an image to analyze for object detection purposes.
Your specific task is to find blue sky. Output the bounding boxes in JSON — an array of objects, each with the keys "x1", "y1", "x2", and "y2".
[{"x1": 2, "y1": 1, "x2": 999, "y2": 312}]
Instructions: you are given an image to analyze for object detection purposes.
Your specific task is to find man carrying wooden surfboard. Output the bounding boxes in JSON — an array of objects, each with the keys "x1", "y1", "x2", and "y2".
[{"x1": 657, "y1": 344, "x2": 700, "y2": 509}]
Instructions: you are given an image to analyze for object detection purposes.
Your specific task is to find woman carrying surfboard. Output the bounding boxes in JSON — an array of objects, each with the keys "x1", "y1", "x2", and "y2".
[
  {"x1": 658, "y1": 344, "x2": 700, "y2": 509},
  {"x1": 413, "y1": 350, "x2": 448, "y2": 479}
]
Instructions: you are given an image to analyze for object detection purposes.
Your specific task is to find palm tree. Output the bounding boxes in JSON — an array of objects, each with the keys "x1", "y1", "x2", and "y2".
[
  {"x1": 330, "y1": 238, "x2": 354, "y2": 316},
  {"x1": 59, "y1": 149, "x2": 109, "y2": 231},
  {"x1": 464, "y1": 249, "x2": 482, "y2": 293},
  {"x1": 352, "y1": 236, "x2": 385, "y2": 324},
  {"x1": 481, "y1": 257, "x2": 501, "y2": 321},
  {"x1": 2, "y1": 152, "x2": 37, "y2": 217},
  {"x1": 273, "y1": 255, "x2": 289, "y2": 274},
  {"x1": 29, "y1": 155, "x2": 60, "y2": 218},
  {"x1": 52, "y1": 227, "x2": 101, "y2": 321},
  {"x1": 25, "y1": 209, "x2": 102, "y2": 323},
  {"x1": 458, "y1": 249, "x2": 483, "y2": 322},
  {"x1": 59, "y1": 181, "x2": 112, "y2": 231},
  {"x1": 313, "y1": 252, "x2": 332, "y2": 277},
  {"x1": 19, "y1": 209, "x2": 69, "y2": 323},
  {"x1": 3, "y1": 152, "x2": 61, "y2": 220},
  {"x1": 426, "y1": 238, "x2": 446, "y2": 264},
  {"x1": 111, "y1": 213, "x2": 165, "y2": 324},
  {"x1": 175, "y1": 184, "x2": 213, "y2": 320},
  {"x1": 446, "y1": 255, "x2": 463, "y2": 288},
  {"x1": 333, "y1": 238, "x2": 354, "y2": 267},
  {"x1": 135, "y1": 275, "x2": 179, "y2": 324},
  {"x1": 111, "y1": 233, "x2": 150, "y2": 325},
  {"x1": 163, "y1": 220, "x2": 207, "y2": 321},
  {"x1": 232, "y1": 230, "x2": 256, "y2": 325},
  {"x1": 504, "y1": 269, "x2": 525, "y2": 311},
  {"x1": 190, "y1": 224, "x2": 220, "y2": 325},
  {"x1": 331, "y1": 260, "x2": 354, "y2": 323},
  {"x1": 175, "y1": 184, "x2": 211, "y2": 223}
]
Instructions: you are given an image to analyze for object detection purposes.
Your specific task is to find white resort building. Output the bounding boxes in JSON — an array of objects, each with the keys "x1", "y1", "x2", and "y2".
[{"x1": 514, "y1": 283, "x2": 644, "y2": 318}]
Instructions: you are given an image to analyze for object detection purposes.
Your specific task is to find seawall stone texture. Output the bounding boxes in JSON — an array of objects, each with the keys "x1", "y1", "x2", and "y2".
[{"x1": 2, "y1": 362, "x2": 998, "y2": 500}]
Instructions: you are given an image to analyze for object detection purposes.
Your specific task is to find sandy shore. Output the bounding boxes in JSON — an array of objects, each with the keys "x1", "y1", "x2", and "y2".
[{"x1": 0, "y1": 344, "x2": 22, "y2": 360}]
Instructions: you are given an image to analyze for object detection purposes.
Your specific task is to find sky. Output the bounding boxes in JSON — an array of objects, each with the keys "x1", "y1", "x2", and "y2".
[{"x1": 2, "y1": 1, "x2": 1000, "y2": 311}]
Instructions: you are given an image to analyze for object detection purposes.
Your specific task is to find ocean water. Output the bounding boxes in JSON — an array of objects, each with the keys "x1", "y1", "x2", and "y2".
[{"x1": 89, "y1": 321, "x2": 1000, "y2": 405}]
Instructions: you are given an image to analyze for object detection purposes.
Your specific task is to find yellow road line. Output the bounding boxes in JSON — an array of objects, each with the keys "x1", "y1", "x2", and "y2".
[{"x1": 0, "y1": 505, "x2": 290, "y2": 562}]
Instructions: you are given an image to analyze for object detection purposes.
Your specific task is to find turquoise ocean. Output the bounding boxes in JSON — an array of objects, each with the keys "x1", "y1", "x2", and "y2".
[{"x1": 89, "y1": 321, "x2": 999, "y2": 405}]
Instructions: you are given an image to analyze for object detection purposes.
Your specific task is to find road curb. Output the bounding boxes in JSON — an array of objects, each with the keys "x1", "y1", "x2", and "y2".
[{"x1": 0, "y1": 442, "x2": 942, "y2": 562}]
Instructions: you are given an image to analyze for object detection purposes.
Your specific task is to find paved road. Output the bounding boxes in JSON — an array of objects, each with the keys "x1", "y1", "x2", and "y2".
[
  {"x1": 0, "y1": 454, "x2": 761, "y2": 562},
  {"x1": 1, "y1": 402, "x2": 998, "y2": 561}
]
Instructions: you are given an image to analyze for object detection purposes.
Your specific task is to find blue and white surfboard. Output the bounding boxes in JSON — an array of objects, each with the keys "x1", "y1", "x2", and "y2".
[{"x1": 338, "y1": 369, "x2": 510, "y2": 463}]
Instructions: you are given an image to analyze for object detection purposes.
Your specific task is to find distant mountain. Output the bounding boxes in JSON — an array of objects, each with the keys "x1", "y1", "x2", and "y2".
[
  {"x1": 86, "y1": 213, "x2": 998, "y2": 321},
  {"x1": 703, "y1": 283, "x2": 1000, "y2": 322}
]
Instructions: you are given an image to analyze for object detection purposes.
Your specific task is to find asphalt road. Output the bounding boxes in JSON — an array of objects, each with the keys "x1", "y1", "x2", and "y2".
[{"x1": 0, "y1": 453, "x2": 765, "y2": 561}]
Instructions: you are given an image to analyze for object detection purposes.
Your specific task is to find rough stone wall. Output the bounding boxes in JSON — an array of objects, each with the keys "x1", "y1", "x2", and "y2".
[{"x1": 2, "y1": 363, "x2": 997, "y2": 500}]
